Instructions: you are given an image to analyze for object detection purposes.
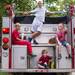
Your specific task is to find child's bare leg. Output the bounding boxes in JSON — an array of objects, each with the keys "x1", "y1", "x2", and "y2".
[
  {"x1": 56, "y1": 45, "x2": 62, "y2": 59},
  {"x1": 28, "y1": 31, "x2": 41, "y2": 42},
  {"x1": 65, "y1": 43, "x2": 72, "y2": 58},
  {"x1": 31, "y1": 31, "x2": 41, "y2": 38},
  {"x1": 31, "y1": 31, "x2": 40, "y2": 44},
  {"x1": 66, "y1": 45, "x2": 71, "y2": 56},
  {"x1": 38, "y1": 64, "x2": 45, "y2": 69},
  {"x1": 57, "y1": 45, "x2": 61, "y2": 54}
]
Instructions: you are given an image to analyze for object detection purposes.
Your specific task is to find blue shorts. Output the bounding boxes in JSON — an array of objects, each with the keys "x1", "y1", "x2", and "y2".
[{"x1": 60, "y1": 41, "x2": 69, "y2": 47}]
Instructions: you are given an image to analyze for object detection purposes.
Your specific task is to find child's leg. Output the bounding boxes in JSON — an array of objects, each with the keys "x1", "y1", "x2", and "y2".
[
  {"x1": 31, "y1": 31, "x2": 38, "y2": 44},
  {"x1": 62, "y1": 41, "x2": 72, "y2": 58},
  {"x1": 28, "y1": 31, "x2": 41, "y2": 42},
  {"x1": 56, "y1": 45, "x2": 61, "y2": 54},
  {"x1": 66, "y1": 43, "x2": 71, "y2": 56},
  {"x1": 31, "y1": 31, "x2": 41, "y2": 38},
  {"x1": 38, "y1": 64, "x2": 45, "y2": 69},
  {"x1": 28, "y1": 21, "x2": 42, "y2": 42},
  {"x1": 31, "y1": 22, "x2": 43, "y2": 39},
  {"x1": 56, "y1": 45, "x2": 62, "y2": 59}
]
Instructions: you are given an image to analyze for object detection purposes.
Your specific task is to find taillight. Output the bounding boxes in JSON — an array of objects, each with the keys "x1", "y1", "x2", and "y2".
[
  {"x1": 3, "y1": 37, "x2": 9, "y2": 43},
  {"x1": 2, "y1": 43, "x2": 9, "y2": 50},
  {"x1": 2, "y1": 28, "x2": 9, "y2": 34},
  {"x1": 2, "y1": 37, "x2": 9, "y2": 50}
]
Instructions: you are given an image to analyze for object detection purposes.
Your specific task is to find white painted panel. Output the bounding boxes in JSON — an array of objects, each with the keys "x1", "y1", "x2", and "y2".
[
  {"x1": 2, "y1": 49, "x2": 9, "y2": 69},
  {"x1": 72, "y1": 72, "x2": 75, "y2": 75},
  {"x1": 20, "y1": 24, "x2": 58, "y2": 33},
  {"x1": 56, "y1": 46, "x2": 72, "y2": 69},
  {"x1": 2, "y1": 17, "x2": 10, "y2": 28},
  {"x1": 12, "y1": 45, "x2": 27, "y2": 69},
  {"x1": 35, "y1": 34, "x2": 56, "y2": 44}
]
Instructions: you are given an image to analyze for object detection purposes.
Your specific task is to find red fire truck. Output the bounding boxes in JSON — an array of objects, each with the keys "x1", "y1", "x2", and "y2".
[{"x1": 0, "y1": 3, "x2": 75, "y2": 75}]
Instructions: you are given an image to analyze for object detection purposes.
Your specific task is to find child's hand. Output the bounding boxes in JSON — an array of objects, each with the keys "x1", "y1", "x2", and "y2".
[
  {"x1": 57, "y1": 43, "x2": 63, "y2": 47},
  {"x1": 58, "y1": 44, "x2": 64, "y2": 47},
  {"x1": 57, "y1": 42, "x2": 62, "y2": 46},
  {"x1": 58, "y1": 43, "x2": 62, "y2": 46}
]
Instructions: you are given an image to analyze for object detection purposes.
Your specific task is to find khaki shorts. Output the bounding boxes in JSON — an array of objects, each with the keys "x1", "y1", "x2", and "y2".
[{"x1": 31, "y1": 18, "x2": 43, "y2": 32}]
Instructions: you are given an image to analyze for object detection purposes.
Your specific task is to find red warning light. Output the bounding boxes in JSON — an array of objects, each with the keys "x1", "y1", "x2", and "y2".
[
  {"x1": 3, "y1": 37, "x2": 9, "y2": 43},
  {"x1": 2, "y1": 28, "x2": 9, "y2": 34}
]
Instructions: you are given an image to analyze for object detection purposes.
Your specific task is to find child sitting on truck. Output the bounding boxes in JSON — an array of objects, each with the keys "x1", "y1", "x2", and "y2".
[
  {"x1": 12, "y1": 23, "x2": 36, "y2": 57},
  {"x1": 38, "y1": 49, "x2": 52, "y2": 69},
  {"x1": 56, "y1": 23, "x2": 72, "y2": 59}
]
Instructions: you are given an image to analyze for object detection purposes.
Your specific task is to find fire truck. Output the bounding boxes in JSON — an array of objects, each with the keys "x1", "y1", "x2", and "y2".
[{"x1": 0, "y1": 3, "x2": 75, "y2": 75}]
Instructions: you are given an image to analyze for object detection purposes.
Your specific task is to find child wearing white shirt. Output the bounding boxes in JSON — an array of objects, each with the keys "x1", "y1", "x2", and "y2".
[{"x1": 23, "y1": 1, "x2": 61, "y2": 44}]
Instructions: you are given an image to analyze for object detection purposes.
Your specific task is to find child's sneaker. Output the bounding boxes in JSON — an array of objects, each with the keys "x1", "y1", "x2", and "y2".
[
  {"x1": 28, "y1": 37, "x2": 32, "y2": 42},
  {"x1": 33, "y1": 40, "x2": 38, "y2": 44},
  {"x1": 58, "y1": 54, "x2": 62, "y2": 60},
  {"x1": 66, "y1": 54, "x2": 72, "y2": 59}
]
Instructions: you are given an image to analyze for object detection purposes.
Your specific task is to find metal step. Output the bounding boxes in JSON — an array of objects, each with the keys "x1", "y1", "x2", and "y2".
[
  {"x1": 32, "y1": 44, "x2": 56, "y2": 47},
  {"x1": 0, "y1": 69, "x2": 75, "y2": 72}
]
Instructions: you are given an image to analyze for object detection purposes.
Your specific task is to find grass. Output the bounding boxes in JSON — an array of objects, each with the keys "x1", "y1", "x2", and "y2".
[{"x1": 0, "y1": 72, "x2": 9, "y2": 75}]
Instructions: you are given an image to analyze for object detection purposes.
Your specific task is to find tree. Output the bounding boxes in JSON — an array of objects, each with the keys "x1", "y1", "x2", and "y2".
[
  {"x1": 0, "y1": 0, "x2": 75, "y2": 16},
  {"x1": 0, "y1": 0, "x2": 33, "y2": 16},
  {"x1": 13, "y1": 0, "x2": 32, "y2": 11}
]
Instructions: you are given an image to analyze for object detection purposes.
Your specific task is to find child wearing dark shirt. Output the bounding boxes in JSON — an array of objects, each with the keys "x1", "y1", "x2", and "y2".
[{"x1": 38, "y1": 49, "x2": 52, "y2": 69}]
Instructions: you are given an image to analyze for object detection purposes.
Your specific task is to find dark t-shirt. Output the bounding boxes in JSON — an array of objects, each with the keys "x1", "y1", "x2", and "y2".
[
  {"x1": 39, "y1": 55, "x2": 52, "y2": 65},
  {"x1": 57, "y1": 30, "x2": 67, "y2": 41}
]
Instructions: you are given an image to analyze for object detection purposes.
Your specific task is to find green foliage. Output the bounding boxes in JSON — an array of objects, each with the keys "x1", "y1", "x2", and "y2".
[
  {"x1": 0, "y1": 0, "x2": 12, "y2": 16},
  {"x1": 45, "y1": 0, "x2": 57, "y2": 3},
  {"x1": 13, "y1": 0, "x2": 32, "y2": 11},
  {"x1": 0, "y1": 0, "x2": 75, "y2": 16},
  {"x1": 0, "y1": 0, "x2": 32, "y2": 16}
]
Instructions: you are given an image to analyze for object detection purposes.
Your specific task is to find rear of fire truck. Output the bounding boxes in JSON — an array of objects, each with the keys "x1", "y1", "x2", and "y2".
[{"x1": 0, "y1": 2, "x2": 75, "y2": 75}]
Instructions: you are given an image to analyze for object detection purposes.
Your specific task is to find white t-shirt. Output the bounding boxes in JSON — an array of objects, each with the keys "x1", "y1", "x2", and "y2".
[{"x1": 31, "y1": 6, "x2": 49, "y2": 22}]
